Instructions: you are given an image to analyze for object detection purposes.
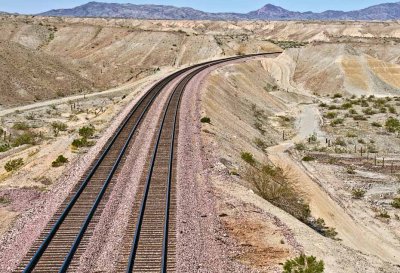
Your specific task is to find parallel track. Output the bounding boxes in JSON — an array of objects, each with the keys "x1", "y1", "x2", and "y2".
[{"x1": 15, "y1": 52, "x2": 280, "y2": 273}]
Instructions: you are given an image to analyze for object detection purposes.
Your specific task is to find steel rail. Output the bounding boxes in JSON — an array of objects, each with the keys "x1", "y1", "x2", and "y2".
[
  {"x1": 20, "y1": 52, "x2": 281, "y2": 273},
  {"x1": 125, "y1": 53, "x2": 281, "y2": 272}
]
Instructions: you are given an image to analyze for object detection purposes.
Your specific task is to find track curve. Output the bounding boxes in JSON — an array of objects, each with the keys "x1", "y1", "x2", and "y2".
[{"x1": 15, "y1": 52, "x2": 281, "y2": 273}]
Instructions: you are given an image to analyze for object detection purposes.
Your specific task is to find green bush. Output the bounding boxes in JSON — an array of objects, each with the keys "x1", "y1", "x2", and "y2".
[
  {"x1": 254, "y1": 138, "x2": 269, "y2": 150},
  {"x1": 333, "y1": 93, "x2": 342, "y2": 99},
  {"x1": 353, "y1": 115, "x2": 367, "y2": 121},
  {"x1": 72, "y1": 138, "x2": 94, "y2": 148},
  {"x1": 349, "y1": 109, "x2": 358, "y2": 115},
  {"x1": 341, "y1": 102, "x2": 353, "y2": 109},
  {"x1": 392, "y1": 198, "x2": 400, "y2": 209},
  {"x1": 0, "y1": 144, "x2": 11, "y2": 153},
  {"x1": 79, "y1": 125, "x2": 95, "y2": 139},
  {"x1": 302, "y1": 155, "x2": 315, "y2": 162},
  {"x1": 283, "y1": 254, "x2": 324, "y2": 273},
  {"x1": 388, "y1": 106, "x2": 397, "y2": 114},
  {"x1": 52, "y1": 155, "x2": 69, "y2": 167},
  {"x1": 363, "y1": 108, "x2": 377, "y2": 115},
  {"x1": 4, "y1": 158, "x2": 24, "y2": 172},
  {"x1": 371, "y1": 122, "x2": 382, "y2": 128},
  {"x1": 200, "y1": 117, "x2": 211, "y2": 124},
  {"x1": 334, "y1": 138, "x2": 347, "y2": 147},
  {"x1": 51, "y1": 122, "x2": 68, "y2": 136},
  {"x1": 241, "y1": 152, "x2": 255, "y2": 165},
  {"x1": 331, "y1": 118, "x2": 344, "y2": 126},
  {"x1": 12, "y1": 132, "x2": 36, "y2": 147},
  {"x1": 325, "y1": 112, "x2": 338, "y2": 119},
  {"x1": 385, "y1": 117, "x2": 400, "y2": 133},
  {"x1": 309, "y1": 218, "x2": 338, "y2": 239},
  {"x1": 346, "y1": 132, "x2": 357, "y2": 138},
  {"x1": 295, "y1": 142, "x2": 306, "y2": 151},
  {"x1": 246, "y1": 164, "x2": 311, "y2": 222},
  {"x1": 352, "y1": 188, "x2": 366, "y2": 199},
  {"x1": 12, "y1": 122, "x2": 30, "y2": 130}
]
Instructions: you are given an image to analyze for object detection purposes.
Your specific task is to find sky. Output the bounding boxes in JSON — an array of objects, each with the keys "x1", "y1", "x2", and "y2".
[{"x1": 0, "y1": 0, "x2": 396, "y2": 14}]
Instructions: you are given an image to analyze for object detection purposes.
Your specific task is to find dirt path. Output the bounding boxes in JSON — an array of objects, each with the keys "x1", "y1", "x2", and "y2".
[
  {"x1": 0, "y1": 68, "x2": 174, "y2": 117},
  {"x1": 267, "y1": 104, "x2": 400, "y2": 264}
]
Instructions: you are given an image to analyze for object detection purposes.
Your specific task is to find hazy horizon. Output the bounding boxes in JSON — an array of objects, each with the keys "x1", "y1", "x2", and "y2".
[{"x1": 0, "y1": 0, "x2": 398, "y2": 15}]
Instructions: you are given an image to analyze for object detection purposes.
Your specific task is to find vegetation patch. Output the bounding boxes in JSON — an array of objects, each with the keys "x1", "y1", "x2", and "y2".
[
  {"x1": 4, "y1": 158, "x2": 24, "y2": 172},
  {"x1": 200, "y1": 117, "x2": 211, "y2": 124},
  {"x1": 241, "y1": 152, "x2": 256, "y2": 165},
  {"x1": 283, "y1": 254, "x2": 324, "y2": 273},
  {"x1": 52, "y1": 155, "x2": 69, "y2": 167}
]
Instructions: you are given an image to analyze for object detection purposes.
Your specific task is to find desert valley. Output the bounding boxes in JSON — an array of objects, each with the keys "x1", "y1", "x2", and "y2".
[{"x1": 0, "y1": 2, "x2": 400, "y2": 273}]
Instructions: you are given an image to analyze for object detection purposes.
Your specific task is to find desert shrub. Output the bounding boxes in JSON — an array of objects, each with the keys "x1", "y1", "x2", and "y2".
[
  {"x1": 363, "y1": 108, "x2": 377, "y2": 115},
  {"x1": 51, "y1": 121, "x2": 68, "y2": 136},
  {"x1": 328, "y1": 105, "x2": 338, "y2": 110},
  {"x1": 371, "y1": 122, "x2": 382, "y2": 127},
  {"x1": 302, "y1": 155, "x2": 315, "y2": 162},
  {"x1": 353, "y1": 115, "x2": 367, "y2": 121},
  {"x1": 346, "y1": 132, "x2": 357, "y2": 138},
  {"x1": 12, "y1": 122, "x2": 30, "y2": 130},
  {"x1": 241, "y1": 152, "x2": 255, "y2": 165},
  {"x1": 200, "y1": 117, "x2": 211, "y2": 124},
  {"x1": 52, "y1": 155, "x2": 69, "y2": 167},
  {"x1": 360, "y1": 100, "x2": 369, "y2": 107},
  {"x1": 334, "y1": 138, "x2": 347, "y2": 147},
  {"x1": 341, "y1": 102, "x2": 353, "y2": 109},
  {"x1": 283, "y1": 254, "x2": 324, "y2": 273},
  {"x1": 308, "y1": 217, "x2": 338, "y2": 239},
  {"x1": 295, "y1": 142, "x2": 306, "y2": 151},
  {"x1": 352, "y1": 188, "x2": 366, "y2": 199},
  {"x1": 246, "y1": 164, "x2": 311, "y2": 222},
  {"x1": 358, "y1": 139, "x2": 366, "y2": 144},
  {"x1": 388, "y1": 106, "x2": 397, "y2": 114},
  {"x1": 331, "y1": 118, "x2": 344, "y2": 126},
  {"x1": 0, "y1": 196, "x2": 10, "y2": 204},
  {"x1": 378, "y1": 210, "x2": 390, "y2": 219},
  {"x1": 309, "y1": 134, "x2": 317, "y2": 143},
  {"x1": 254, "y1": 121, "x2": 265, "y2": 134},
  {"x1": 391, "y1": 198, "x2": 400, "y2": 209},
  {"x1": 325, "y1": 112, "x2": 338, "y2": 119},
  {"x1": 380, "y1": 107, "x2": 387, "y2": 113},
  {"x1": 4, "y1": 158, "x2": 24, "y2": 172},
  {"x1": 333, "y1": 93, "x2": 342, "y2": 99},
  {"x1": 347, "y1": 166, "x2": 356, "y2": 174},
  {"x1": 12, "y1": 132, "x2": 37, "y2": 147},
  {"x1": 72, "y1": 138, "x2": 94, "y2": 148},
  {"x1": 0, "y1": 144, "x2": 11, "y2": 153},
  {"x1": 254, "y1": 138, "x2": 268, "y2": 150},
  {"x1": 319, "y1": 103, "x2": 327, "y2": 107},
  {"x1": 349, "y1": 109, "x2": 358, "y2": 115},
  {"x1": 374, "y1": 98, "x2": 387, "y2": 107},
  {"x1": 79, "y1": 125, "x2": 95, "y2": 139},
  {"x1": 385, "y1": 117, "x2": 400, "y2": 133}
]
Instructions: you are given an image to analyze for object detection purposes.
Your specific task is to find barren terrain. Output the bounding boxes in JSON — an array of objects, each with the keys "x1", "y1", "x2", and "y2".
[{"x1": 1, "y1": 15, "x2": 400, "y2": 273}]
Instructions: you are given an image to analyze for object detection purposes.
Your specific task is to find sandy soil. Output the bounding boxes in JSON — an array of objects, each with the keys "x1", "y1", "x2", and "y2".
[
  {"x1": 267, "y1": 105, "x2": 400, "y2": 264},
  {"x1": 199, "y1": 58, "x2": 400, "y2": 272}
]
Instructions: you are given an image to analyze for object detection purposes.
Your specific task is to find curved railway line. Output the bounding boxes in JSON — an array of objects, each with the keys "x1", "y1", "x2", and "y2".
[{"x1": 15, "y1": 52, "x2": 280, "y2": 273}]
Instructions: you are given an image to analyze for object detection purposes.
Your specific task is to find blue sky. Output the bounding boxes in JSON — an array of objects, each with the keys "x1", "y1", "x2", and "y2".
[{"x1": 0, "y1": 0, "x2": 396, "y2": 14}]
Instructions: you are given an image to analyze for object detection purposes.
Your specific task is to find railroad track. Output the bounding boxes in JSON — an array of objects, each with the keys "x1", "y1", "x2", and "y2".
[{"x1": 15, "y1": 52, "x2": 279, "y2": 273}]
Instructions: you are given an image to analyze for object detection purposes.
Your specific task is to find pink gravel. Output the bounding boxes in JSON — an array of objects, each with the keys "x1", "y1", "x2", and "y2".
[
  {"x1": 0, "y1": 74, "x2": 164, "y2": 273},
  {"x1": 176, "y1": 55, "x2": 279, "y2": 273},
  {"x1": 74, "y1": 68, "x2": 198, "y2": 273},
  {"x1": 0, "y1": 55, "x2": 280, "y2": 273}
]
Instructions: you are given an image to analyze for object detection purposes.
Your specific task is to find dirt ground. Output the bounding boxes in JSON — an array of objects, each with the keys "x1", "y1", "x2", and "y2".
[{"x1": 200, "y1": 55, "x2": 400, "y2": 272}]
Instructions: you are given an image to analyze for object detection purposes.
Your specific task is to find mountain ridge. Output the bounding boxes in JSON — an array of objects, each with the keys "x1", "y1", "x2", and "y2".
[{"x1": 40, "y1": 1, "x2": 400, "y2": 20}]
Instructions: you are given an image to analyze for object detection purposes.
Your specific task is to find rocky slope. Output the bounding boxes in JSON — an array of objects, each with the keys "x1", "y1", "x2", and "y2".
[
  {"x1": 0, "y1": 40, "x2": 93, "y2": 106},
  {"x1": 40, "y1": 1, "x2": 400, "y2": 20}
]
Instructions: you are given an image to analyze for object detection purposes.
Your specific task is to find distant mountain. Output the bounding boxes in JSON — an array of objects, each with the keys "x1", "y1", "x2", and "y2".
[{"x1": 40, "y1": 1, "x2": 400, "y2": 20}]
